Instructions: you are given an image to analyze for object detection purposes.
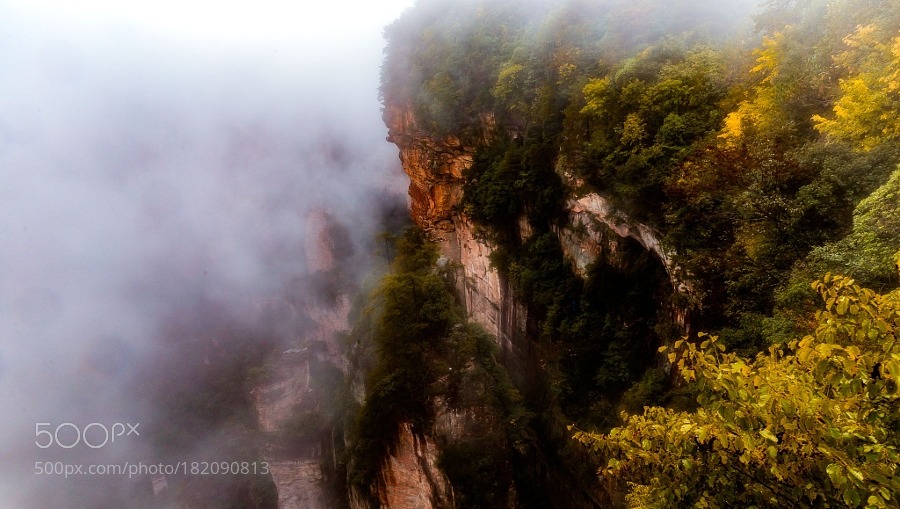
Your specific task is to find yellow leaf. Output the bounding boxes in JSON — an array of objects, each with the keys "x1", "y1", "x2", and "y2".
[{"x1": 760, "y1": 429, "x2": 778, "y2": 443}]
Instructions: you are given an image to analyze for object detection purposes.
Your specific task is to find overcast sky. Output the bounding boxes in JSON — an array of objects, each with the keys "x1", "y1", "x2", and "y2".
[{"x1": 0, "y1": 1, "x2": 414, "y2": 506}]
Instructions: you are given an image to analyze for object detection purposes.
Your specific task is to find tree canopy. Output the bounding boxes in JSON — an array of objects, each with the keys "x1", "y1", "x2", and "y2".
[{"x1": 575, "y1": 270, "x2": 900, "y2": 508}]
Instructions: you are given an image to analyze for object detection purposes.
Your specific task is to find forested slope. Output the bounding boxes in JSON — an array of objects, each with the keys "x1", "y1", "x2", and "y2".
[{"x1": 360, "y1": 0, "x2": 900, "y2": 506}]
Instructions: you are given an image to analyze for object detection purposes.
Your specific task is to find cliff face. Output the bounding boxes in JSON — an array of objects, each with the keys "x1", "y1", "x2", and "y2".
[
  {"x1": 370, "y1": 424, "x2": 453, "y2": 509},
  {"x1": 386, "y1": 106, "x2": 527, "y2": 351},
  {"x1": 386, "y1": 107, "x2": 473, "y2": 234},
  {"x1": 254, "y1": 350, "x2": 333, "y2": 509},
  {"x1": 385, "y1": 105, "x2": 679, "y2": 342},
  {"x1": 558, "y1": 192, "x2": 693, "y2": 331},
  {"x1": 348, "y1": 424, "x2": 455, "y2": 509},
  {"x1": 379, "y1": 105, "x2": 685, "y2": 508},
  {"x1": 252, "y1": 211, "x2": 351, "y2": 509}
]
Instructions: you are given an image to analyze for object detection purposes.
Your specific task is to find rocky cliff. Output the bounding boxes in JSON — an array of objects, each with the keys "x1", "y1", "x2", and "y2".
[
  {"x1": 253, "y1": 210, "x2": 352, "y2": 509},
  {"x1": 374, "y1": 104, "x2": 682, "y2": 508},
  {"x1": 364, "y1": 424, "x2": 453, "y2": 509},
  {"x1": 385, "y1": 105, "x2": 682, "y2": 342},
  {"x1": 385, "y1": 106, "x2": 526, "y2": 349}
]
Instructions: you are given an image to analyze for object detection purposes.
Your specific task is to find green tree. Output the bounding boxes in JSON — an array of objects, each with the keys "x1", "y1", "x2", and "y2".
[
  {"x1": 574, "y1": 271, "x2": 900, "y2": 508},
  {"x1": 348, "y1": 228, "x2": 457, "y2": 492},
  {"x1": 811, "y1": 166, "x2": 900, "y2": 288}
]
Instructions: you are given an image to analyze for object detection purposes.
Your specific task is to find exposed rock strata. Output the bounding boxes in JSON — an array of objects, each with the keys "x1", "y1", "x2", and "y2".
[
  {"x1": 561, "y1": 193, "x2": 673, "y2": 276},
  {"x1": 252, "y1": 210, "x2": 351, "y2": 509},
  {"x1": 374, "y1": 424, "x2": 454, "y2": 509}
]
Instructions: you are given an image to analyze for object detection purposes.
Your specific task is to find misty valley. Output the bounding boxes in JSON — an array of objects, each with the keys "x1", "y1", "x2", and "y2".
[{"x1": 3, "y1": 0, "x2": 900, "y2": 508}]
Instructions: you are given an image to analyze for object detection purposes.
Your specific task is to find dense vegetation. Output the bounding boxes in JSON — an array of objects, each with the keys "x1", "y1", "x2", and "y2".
[
  {"x1": 348, "y1": 228, "x2": 541, "y2": 506},
  {"x1": 576, "y1": 271, "x2": 900, "y2": 507},
  {"x1": 379, "y1": 0, "x2": 900, "y2": 506},
  {"x1": 347, "y1": 228, "x2": 458, "y2": 493},
  {"x1": 383, "y1": 0, "x2": 900, "y2": 385}
]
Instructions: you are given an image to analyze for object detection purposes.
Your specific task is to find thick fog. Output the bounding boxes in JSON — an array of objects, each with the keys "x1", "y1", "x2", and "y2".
[{"x1": 0, "y1": 1, "x2": 411, "y2": 507}]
